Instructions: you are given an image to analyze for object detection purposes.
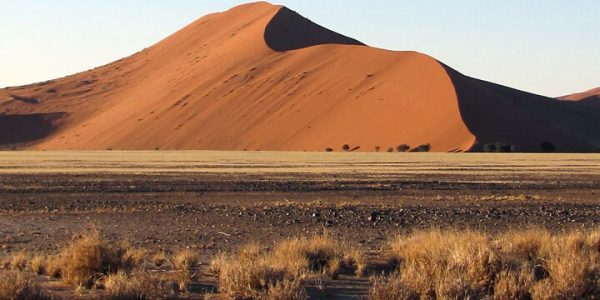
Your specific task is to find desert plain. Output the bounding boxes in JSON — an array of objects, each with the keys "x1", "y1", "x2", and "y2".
[{"x1": 1, "y1": 151, "x2": 599, "y2": 298}]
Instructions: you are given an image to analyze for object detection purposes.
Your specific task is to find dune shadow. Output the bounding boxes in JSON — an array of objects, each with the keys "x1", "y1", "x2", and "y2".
[
  {"x1": 0, "y1": 112, "x2": 66, "y2": 147},
  {"x1": 441, "y1": 64, "x2": 600, "y2": 152},
  {"x1": 264, "y1": 7, "x2": 364, "y2": 52},
  {"x1": 577, "y1": 96, "x2": 600, "y2": 110},
  {"x1": 10, "y1": 94, "x2": 40, "y2": 104}
]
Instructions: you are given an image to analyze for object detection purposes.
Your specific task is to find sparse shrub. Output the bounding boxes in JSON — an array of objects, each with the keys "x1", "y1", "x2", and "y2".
[
  {"x1": 374, "y1": 146, "x2": 381, "y2": 152},
  {"x1": 484, "y1": 142, "x2": 514, "y2": 153},
  {"x1": 342, "y1": 144, "x2": 351, "y2": 152},
  {"x1": 483, "y1": 143, "x2": 497, "y2": 153},
  {"x1": 396, "y1": 144, "x2": 410, "y2": 152},
  {"x1": 0, "y1": 270, "x2": 52, "y2": 300},
  {"x1": 409, "y1": 144, "x2": 431, "y2": 152},
  {"x1": 497, "y1": 143, "x2": 513, "y2": 153},
  {"x1": 541, "y1": 142, "x2": 556, "y2": 153},
  {"x1": 58, "y1": 230, "x2": 145, "y2": 288},
  {"x1": 325, "y1": 148, "x2": 333, "y2": 152},
  {"x1": 387, "y1": 147, "x2": 394, "y2": 153}
]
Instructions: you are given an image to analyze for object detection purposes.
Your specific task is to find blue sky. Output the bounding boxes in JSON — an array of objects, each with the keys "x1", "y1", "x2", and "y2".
[{"x1": 1, "y1": 1, "x2": 598, "y2": 97}]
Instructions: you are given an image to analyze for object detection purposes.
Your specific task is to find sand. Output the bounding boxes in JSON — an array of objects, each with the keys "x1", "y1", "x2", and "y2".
[
  {"x1": 1, "y1": 2, "x2": 598, "y2": 152},
  {"x1": 559, "y1": 87, "x2": 600, "y2": 110}
]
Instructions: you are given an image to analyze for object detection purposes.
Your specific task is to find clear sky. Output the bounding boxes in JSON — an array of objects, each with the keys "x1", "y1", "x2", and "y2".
[{"x1": 1, "y1": 1, "x2": 598, "y2": 97}]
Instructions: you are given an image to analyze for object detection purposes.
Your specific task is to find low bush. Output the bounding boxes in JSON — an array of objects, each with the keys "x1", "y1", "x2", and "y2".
[
  {"x1": 409, "y1": 144, "x2": 431, "y2": 152},
  {"x1": 396, "y1": 144, "x2": 410, "y2": 152},
  {"x1": 56, "y1": 230, "x2": 146, "y2": 288}
]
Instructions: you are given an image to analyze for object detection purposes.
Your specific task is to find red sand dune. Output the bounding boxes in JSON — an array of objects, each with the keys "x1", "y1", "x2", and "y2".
[
  {"x1": 1, "y1": 2, "x2": 599, "y2": 152},
  {"x1": 559, "y1": 88, "x2": 600, "y2": 110}
]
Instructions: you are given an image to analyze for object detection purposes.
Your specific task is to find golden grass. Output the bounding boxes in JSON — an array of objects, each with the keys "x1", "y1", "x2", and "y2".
[
  {"x1": 169, "y1": 249, "x2": 201, "y2": 291},
  {"x1": 55, "y1": 230, "x2": 146, "y2": 288},
  {"x1": 45, "y1": 255, "x2": 62, "y2": 278},
  {"x1": 0, "y1": 270, "x2": 52, "y2": 300},
  {"x1": 212, "y1": 235, "x2": 363, "y2": 299},
  {"x1": 152, "y1": 252, "x2": 167, "y2": 267},
  {"x1": 30, "y1": 255, "x2": 47, "y2": 275},
  {"x1": 9, "y1": 252, "x2": 29, "y2": 272},
  {"x1": 371, "y1": 228, "x2": 600, "y2": 299},
  {"x1": 270, "y1": 235, "x2": 363, "y2": 278},
  {"x1": 213, "y1": 248, "x2": 305, "y2": 300},
  {"x1": 102, "y1": 271, "x2": 168, "y2": 300}
]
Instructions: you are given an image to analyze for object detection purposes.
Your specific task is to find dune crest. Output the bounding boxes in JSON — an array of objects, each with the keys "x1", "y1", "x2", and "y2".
[{"x1": 0, "y1": 2, "x2": 598, "y2": 152}]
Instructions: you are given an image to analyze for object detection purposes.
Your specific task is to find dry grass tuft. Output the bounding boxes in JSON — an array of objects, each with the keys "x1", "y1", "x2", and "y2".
[
  {"x1": 102, "y1": 271, "x2": 169, "y2": 300},
  {"x1": 170, "y1": 249, "x2": 200, "y2": 274},
  {"x1": 271, "y1": 235, "x2": 361, "y2": 278},
  {"x1": 213, "y1": 235, "x2": 361, "y2": 299},
  {"x1": 45, "y1": 256, "x2": 62, "y2": 278},
  {"x1": 152, "y1": 252, "x2": 167, "y2": 267},
  {"x1": 213, "y1": 243, "x2": 306, "y2": 299},
  {"x1": 30, "y1": 255, "x2": 47, "y2": 275},
  {"x1": 9, "y1": 252, "x2": 29, "y2": 271},
  {"x1": 170, "y1": 249, "x2": 201, "y2": 290},
  {"x1": 370, "y1": 273, "x2": 419, "y2": 300},
  {"x1": 371, "y1": 228, "x2": 600, "y2": 299},
  {"x1": 215, "y1": 251, "x2": 305, "y2": 300},
  {"x1": 57, "y1": 230, "x2": 146, "y2": 288},
  {"x1": 0, "y1": 270, "x2": 53, "y2": 300}
]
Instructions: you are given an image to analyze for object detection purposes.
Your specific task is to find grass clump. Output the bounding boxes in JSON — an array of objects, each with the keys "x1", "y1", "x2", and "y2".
[
  {"x1": 212, "y1": 243, "x2": 305, "y2": 300},
  {"x1": 102, "y1": 271, "x2": 168, "y2": 300},
  {"x1": 271, "y1": 235, "x2": 364, "y2": 278},
  {"x1": 30, "y1": 255, "x2": 47, "y2": 275},
  {"x1": 0, "y1": 270, "x2": 52, "y2": 300},
  {"x1": 213, "y1": 236, "x2": 361, "y2": 299},
  {"x1": 9, "y1": 252, "x2": 29, "y2": 272},
  {"x1": 56, "y1": 230, "x2": 146, "y2": 288},
  {"x1": 170, "y1": 249, "x2": 201, "y2": 290},
  {"x1": 370, "y1": 228, "x2": 600, "y2": 299}
]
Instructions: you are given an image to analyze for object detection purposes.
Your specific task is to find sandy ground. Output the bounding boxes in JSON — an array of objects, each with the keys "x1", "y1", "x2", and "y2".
[{"x1": 0, "y1": 151, "x2": 599, "y2": 298}]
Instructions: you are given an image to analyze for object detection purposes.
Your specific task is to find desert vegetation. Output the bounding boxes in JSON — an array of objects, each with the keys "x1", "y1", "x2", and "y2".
[
  {"x1": 211, "y1": 235, "x2": 365, "y2": 299},
  {"x1": 2, "y1": 228, "x2": 598, "y2": 299},
  {"x1": 409, "y1": 144, "x2": 431, "y2": 152},
  {"x1": 396, "y1": 144, "x2": 411, "y2": 152},
  {"x1": 371, "y1": 228, "x2": 600, "y2": 299},
  {"x1": 484, "y1": 142, "x2": 515, "y2": 153}
]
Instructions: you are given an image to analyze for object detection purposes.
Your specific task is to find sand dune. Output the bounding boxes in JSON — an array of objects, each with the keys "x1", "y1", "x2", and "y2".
[
  {"x1": 560, "y1": 87, "x2": 600, "y2": 101},
  {"x1": 1, "y1": 2, "x2": 598, "y2": 152},
  {"x1": 559, "y1": 87, "x2": 600, "y2": 110}
]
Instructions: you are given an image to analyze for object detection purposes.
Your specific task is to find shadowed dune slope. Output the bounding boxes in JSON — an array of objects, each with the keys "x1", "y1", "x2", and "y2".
[
  {"x1": 559, "y1": 87, "x2": 600, "y2": 111},
  {"x1": 0, "y1": 1, "x2": 598, "y2": 152},
  {"x1": 444, "y1": 67, "x2": 600, "y2": 152}
]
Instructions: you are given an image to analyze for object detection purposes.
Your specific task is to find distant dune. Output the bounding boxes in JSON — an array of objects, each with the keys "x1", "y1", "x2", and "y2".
[
  {"x1": 1, "y1": 2, "x2": 599, "y2": 152},
  {"x1": 559, "y1": 87, "x2": 600, "y2": 111}
]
